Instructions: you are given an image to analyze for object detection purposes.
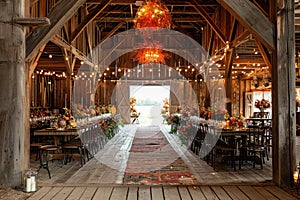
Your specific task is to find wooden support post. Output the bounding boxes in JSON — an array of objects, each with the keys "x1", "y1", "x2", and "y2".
[
  {"x1": 0, "y1": 0, "x2": 29, "y2": 187},
  {"x1": 273, "y1": 0, "x2": 296, "y2": 187}
]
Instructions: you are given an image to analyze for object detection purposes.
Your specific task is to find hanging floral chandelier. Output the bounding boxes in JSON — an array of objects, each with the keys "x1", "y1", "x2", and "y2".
[
  {"x1": 134, "y1": 48, "x2": 168, "y2": 64},
  {"x1": 133, "y1": 0, "x2": 172, "y2": 64},
  {"x1": 134, "y1": 0, "x2": 172, "y2": 29}
]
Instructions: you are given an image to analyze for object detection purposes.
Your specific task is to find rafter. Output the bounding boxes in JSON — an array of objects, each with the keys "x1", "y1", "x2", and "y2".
[
  {"x1": 51, "y1": 35, "x2": 93, "y2": 66},
  {"x1": 70, "y1": 0, "x2": 113, "y2": 43},
  {"x1": 255, "y1": 39, "x2": 272, "y2": 72},
  {"x1": 217, "y1": 0, "x2": 275, "y2": 50},
  {"x1": 230, "y1": 30, "x2": 250, "y2": 48},
  {"x1": 191, "y1": 0, "x2": 227, "y2": 44},
  {"x1": 98, "y1": 21, "x2": 125, "y2": 45},
  {"x1": 26, "y1": 0, "x2": 86, "y2": 62},
  {"x1": 29, "y1": 44, "x2": 46, "y2": 76}
]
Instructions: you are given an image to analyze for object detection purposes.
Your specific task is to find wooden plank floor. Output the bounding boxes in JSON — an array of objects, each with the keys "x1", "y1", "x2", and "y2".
[
  {"x1": 25, "y1": 125, "x2": 300, "y2": 199},
  {"x1": 30, "y1": 125, "x2": 273, "y2": 186},
  {"x1": 27, "y1": 185, "x2": 297, "y2": 200}
]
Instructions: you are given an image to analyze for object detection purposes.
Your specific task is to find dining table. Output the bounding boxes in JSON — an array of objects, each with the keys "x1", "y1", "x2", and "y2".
[
  {"x1": 217, "y1": 127, "x2": 249, "y2": 147},
  {"x1": 34, "y1": 127, "x2": 79, "y2": 146}
]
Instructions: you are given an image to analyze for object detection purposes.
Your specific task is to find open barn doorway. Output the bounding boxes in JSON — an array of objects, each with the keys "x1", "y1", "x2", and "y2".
[{"x1": 130, "y1": 85, "x2": 170, "y2": 125}]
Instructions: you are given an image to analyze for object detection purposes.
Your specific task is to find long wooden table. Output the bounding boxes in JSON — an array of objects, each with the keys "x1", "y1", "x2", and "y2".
[{"x1": 34, "y1": 128, "x2": 79, "y2": 146}]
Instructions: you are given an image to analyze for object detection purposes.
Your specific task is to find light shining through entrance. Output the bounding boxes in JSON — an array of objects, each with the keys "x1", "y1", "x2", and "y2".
[{"x1": 130, "y1": 85, "x2": 170, "y2": 125}]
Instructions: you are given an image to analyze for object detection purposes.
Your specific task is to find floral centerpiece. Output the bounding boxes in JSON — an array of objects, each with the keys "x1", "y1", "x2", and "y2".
[
  {"x1": 224, "y1": 112, "x2": 247, "y2": 129},
  {"x1": 255, "y1": 99, "x2": 271, "y2": 112}
]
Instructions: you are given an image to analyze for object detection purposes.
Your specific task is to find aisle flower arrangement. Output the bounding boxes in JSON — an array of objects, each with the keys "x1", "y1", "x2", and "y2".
[
  {"x1": 177, "y1": 122, "x2": 192, "y2": 145},
  {"x1": 167, "y1": 114, "x2": 181, "y2": 134},
  {"x1": 130, "y1": 97, "x2": 138, "y2": 117},
  {"x1": 161, "y1": 98, "x2": 170, "y2": 118},
  {"x1": 99, "y1": 116, "x2": 123, "y2": 139}
]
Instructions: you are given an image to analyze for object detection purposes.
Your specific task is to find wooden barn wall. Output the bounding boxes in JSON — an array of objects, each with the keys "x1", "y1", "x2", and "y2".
[{"x1": 95, "y1": 81, "x2": 117, "y2": 106}]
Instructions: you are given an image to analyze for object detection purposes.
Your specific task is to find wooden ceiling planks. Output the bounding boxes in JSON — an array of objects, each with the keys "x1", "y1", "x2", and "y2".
[{"x1": 28, "y1": 0, "x2": 276, "y2": 79}]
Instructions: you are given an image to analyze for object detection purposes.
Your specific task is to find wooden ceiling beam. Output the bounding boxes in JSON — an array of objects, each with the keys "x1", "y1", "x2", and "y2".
[
  {"x1": 87, "y1": 0, "x2": 218, "y2": 7},
  {"x1": 230, "y1": 30, "x2": 250, "y2": 48},
  {"x1": 26, "y1": 0, "x2": 86, "y2": 62},
  {"x1": 51, "y1": 36, "x2": 93, "y2": 66},
  {"x1": 29, "y1": 44, "x2": 46, "y2": 76},
  {"x1": 217, "y1": 0, "x2": 275, "y2": 50},
  {"x1": 191, "y1": 0, "x2": 227, "y2": 44},
  {"x1": 233, "y1": 57, "x2": 265, "y2": 64},
  {"x1": 229, "y1": 19, "x2": 238, "y2": 42},
  {"x1": 95, "y1": 17, "x2": 206, "y2": 23},
  {"x1": 70, "y1": 0, "x2": 113, "y2": 43},
  {"x1": 255, "y1": 39, "x2": 272, "y2": 72},
  {"x1": 61, "y1": 47, "x2": 73, "y2": 76},
  {"x1": 172, "y1": 21, "x2": 195, "y2": 39},
  {"x1": 224, "y1": 50, "x2": 235, "y2": 79},
  {"x1": 99, "y1": 21, "x2": 125, "y2": 44}
]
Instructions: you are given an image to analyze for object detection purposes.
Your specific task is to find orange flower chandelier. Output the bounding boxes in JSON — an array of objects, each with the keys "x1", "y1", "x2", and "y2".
[
  {"x1": 134, "y1": 0, "x2": 172, "y2": 29},
  {"x1": 134, "y1": 48, "x2": 167, "y2": 64},
  {"x1": 134, "y1": 0, "x2": 172, "y2": 64}
]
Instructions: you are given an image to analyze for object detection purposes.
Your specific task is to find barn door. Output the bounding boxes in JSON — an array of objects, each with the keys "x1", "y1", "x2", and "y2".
[
  {"x1": 113, "y1": 81, "x2": 130, "y2": 124},
  {"x1": 170, "y1": 80, "x2": 197, "y2": 112}
]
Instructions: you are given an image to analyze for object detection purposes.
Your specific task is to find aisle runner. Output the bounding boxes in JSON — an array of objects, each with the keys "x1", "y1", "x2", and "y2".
[{"x1": 123, "y1": 126, "x2": 200, "y2": 185}]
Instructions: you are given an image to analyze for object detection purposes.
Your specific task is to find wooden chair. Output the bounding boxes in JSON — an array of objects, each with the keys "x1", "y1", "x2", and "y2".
[
  {"x1": 212, "y1": 127, "x2": 238, "y2": 171},
  {"x1": 191, "y1": 123, "x2": 206, "y2": 154},
  {"x1": 244, "y1": 126, "x2": 268, "y2": 169}
]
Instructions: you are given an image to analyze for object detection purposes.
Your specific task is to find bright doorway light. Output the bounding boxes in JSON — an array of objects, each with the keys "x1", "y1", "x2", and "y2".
[{"x1": 130, "y1": 85, "x2": 170, "y2": 125}]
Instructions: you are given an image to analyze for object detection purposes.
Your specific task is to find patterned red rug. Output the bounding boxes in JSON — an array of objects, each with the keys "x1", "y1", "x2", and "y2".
[{"x1": 123, "y1": 126, "x2": 200, "y2": 185}]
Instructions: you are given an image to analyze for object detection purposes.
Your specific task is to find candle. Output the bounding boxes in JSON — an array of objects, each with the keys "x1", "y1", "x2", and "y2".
[
  {"x1": 31, "y1": 176, "x2": 36, "y2": 192},
  {"x1": 25, "y1": 177, "x2": 31, "y2": 192}
]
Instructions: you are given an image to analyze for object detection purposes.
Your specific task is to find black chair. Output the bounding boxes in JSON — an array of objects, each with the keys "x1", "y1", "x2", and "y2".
[
  {"x1": 38, "y1": 145, "x2": 60, "y2": 179},
  {"x1": 61, "y1": 136, "x2": 86, "y2": 167}
]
